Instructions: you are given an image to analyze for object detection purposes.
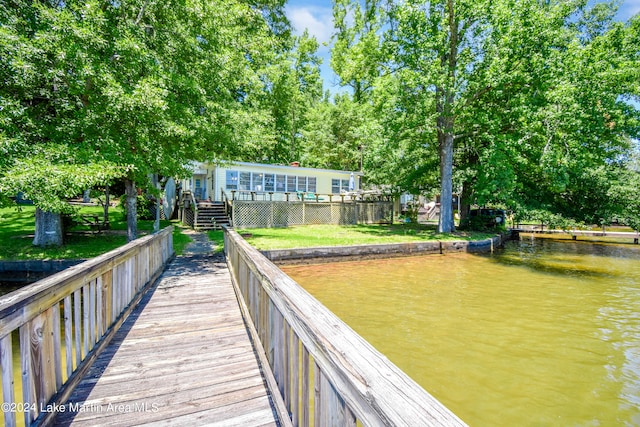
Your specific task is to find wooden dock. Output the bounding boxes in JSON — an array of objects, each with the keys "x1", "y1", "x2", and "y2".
[
  {"x1": 513, "y1": 227, "x2": 639, "y2": 244},
  {"x1": 52, "y1": 255, "x2": 281, "y2": 426}
]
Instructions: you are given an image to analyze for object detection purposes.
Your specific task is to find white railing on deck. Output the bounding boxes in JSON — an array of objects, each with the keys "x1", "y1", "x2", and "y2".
[
  {"x1": 0, "y1": 227, "x2": 174, "y2": 427},
  {"x1": 224, "y1": 227, "x2": 467, "y2": 427}
]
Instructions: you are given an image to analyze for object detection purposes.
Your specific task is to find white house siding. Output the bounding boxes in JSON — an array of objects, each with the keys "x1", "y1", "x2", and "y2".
[{"x1": 184, "y1": 162, "x2": 362, "y2": 202}]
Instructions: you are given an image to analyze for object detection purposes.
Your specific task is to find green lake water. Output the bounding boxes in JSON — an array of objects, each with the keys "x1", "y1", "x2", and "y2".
[{"x1": 281, "y1": 239, "x2": 640, "y2": 426}]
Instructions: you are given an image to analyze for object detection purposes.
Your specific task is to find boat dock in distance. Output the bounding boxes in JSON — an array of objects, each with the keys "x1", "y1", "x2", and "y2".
[{"x1": 512, "y1": 226, "x2": 639, "y2": 244}]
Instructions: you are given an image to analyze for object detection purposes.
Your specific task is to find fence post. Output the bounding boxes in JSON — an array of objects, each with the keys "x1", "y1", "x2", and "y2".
[
  {"x1": 270, "y1": 201, "x2": 274, "y2": 228},
  {"x1": 354, "y1": 201, "x2": 359, "y2": 225}
]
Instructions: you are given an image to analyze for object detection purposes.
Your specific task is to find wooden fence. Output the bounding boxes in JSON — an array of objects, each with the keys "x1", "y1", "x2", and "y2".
[
  {"x1": 224, "y1": 227, "x2": 467, "y2": 427},
  {"x1": 0, "y1": 227, "x2": 174, "y2": 427}
]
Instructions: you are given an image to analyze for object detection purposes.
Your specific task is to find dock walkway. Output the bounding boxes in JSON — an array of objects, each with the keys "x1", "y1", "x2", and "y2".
[{"x1": 53, "y1": 232, "x2": 280, "y2": 426}]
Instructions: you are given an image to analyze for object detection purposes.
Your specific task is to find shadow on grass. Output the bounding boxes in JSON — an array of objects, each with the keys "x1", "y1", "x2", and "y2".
[{"x1": 0, "y1": 205, "x2": 185, "y2": 260}]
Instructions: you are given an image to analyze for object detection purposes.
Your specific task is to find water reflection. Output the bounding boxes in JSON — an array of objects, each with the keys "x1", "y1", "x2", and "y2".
[{"x1": 282, "y1": 239, "x2": 640, "y2": 426}]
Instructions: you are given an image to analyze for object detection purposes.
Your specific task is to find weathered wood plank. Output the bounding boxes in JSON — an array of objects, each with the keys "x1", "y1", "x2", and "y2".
[
  {"x1": 291, "y1": 334, "x2": 300, "y2": 426},
  {"x1": 82, "y1": 284, "x2": 90, "y2": 359},
  {"x1": 301, "y1": 346, "x2": 310, "y2": 427},
  {"x1": 0, "y1": 228, "x2": 172, "y2": 339},
  {"x1": 54, "y1": 255, "x2": 282, "y2": 427},
  {"x1": 89, "y1": 279, "x2": 96, "y2": 347},
  {"x1": 64, "y1": 296, "x2": 73, "y2": 378},
  {"x1": 1, "y1": 334, "x2": 16, "y2": 427},
  {"x1": 96, "y1": 276, "x2": 103, "y2": 340},
  {"x1": 314, "y1": 361, "x2": 321, "y2": 427},
  {"x1": 225, "y1": 227, "x2": 468, "y2": 427},
  {"x1": 19, "y1": 324, "x2": 35, "y2": 426},
  {"x1": 73, "y1": 289, "x2": 82, "y2": 364},
  {"x1": 0, "y1": 229, "x2": 173, "y2": 427},
  {"x1": 52, "y1": 303, "x2": 62, "y2": 389}
]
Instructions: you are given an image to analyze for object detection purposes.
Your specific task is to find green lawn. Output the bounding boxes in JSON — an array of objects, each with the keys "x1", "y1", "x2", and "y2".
[
  {"x1": 0, "y1": 205, "x2": 191, "y2": 260},
  {"x1": 238, "y1": 224, "x2": 498, "y2": 250},
  {"x1": 207, "y1": 229, "x2": 225, "y2": 253}
]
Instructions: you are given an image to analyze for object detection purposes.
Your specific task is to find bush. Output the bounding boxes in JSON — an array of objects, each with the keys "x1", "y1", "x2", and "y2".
[
  {"x1": 119, "y1": 194, "x2": 156, "y2": 220},
  {"x1": 515, "y1": 209, "x2": 586, "y2": 232}
]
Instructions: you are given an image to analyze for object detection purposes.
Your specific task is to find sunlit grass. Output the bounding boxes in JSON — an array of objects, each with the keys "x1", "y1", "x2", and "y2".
[
  {"x1": 206, "y1": 229, "x2": 225, "y2": 253},
  {"x1": 238, "y1": 224, "x2": 498, "y2": 250},
  {"x1": 0, "y1": 205, "x2": 189, "y2": 260}
]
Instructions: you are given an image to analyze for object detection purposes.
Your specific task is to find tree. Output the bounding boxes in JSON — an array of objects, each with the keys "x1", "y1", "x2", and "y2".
[
  {"x1": 331, "y1": 0, "x2": 639, "y2": 231},
  {"x1": 1, "y1": 0, "x2": 291, "y2": 244},
  {"x1": 258, "y1": 30, "x2": 324, "y2": 163},
  {"x1": 300, "y1": 94, "x2": 383, "y2": 172}
]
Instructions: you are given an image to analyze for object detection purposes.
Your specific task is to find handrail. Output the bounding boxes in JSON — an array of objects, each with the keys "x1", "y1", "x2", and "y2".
[
  {"x1": 224, "y1": 227, "x2": 467, "y2": 426},
  {"x1": 228, "y1": 190, "x2": 391, "y2": 202},
  {"x1": 220, "y1": 187, "x2": 231, "y2": 219},
  {"x1": 0, "y1": 227, "x2": 174, "y2": 427}
]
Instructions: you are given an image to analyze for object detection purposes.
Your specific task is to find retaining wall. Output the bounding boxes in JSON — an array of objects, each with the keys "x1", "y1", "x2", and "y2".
[
  {"x1": 0, "y1": 259, "x2": 84, "y2": 283},
  {"x1": 262, "y1": 234, "x2": 505, "y2": 264}
]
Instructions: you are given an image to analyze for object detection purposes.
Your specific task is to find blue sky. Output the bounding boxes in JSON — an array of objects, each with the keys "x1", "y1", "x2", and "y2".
[{"x1": 285, "y1": 0, "x2": 640, "y2": 95}]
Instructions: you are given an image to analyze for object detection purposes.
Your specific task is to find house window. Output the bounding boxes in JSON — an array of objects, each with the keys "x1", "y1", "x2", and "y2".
[
  {"x1": 308, "y1": 177, "x2": 317, "y2": 193},
  {"x1": 275, "y1": 175, "x2": 286, "y2": 192},
  {"x1": 297, "y1": 176, "x2": 307, "y2": 192},
  {"x1": 287, "y1": 176, "x2": 296, "y2": 193},
  {"x1": 332, "y1": 178, "x2": 350, "y2": 194},
  {"x1": 225, "y1": 170, "x2": 238, "y2": 190},
  {"x1": 331, "y1": 179, "x2": 340, "y2": 194},
  {"x1": 264, "y1": 174, "x2": 275, "y2": 192},
  {"x1": 239, "y1": 172, "x2": 251, "y2": 191},
  {"x1": 252, "y1": 173, "x2": 264, "y2": 192}
]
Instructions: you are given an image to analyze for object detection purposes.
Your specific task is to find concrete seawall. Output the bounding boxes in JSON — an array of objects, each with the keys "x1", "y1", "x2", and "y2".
[
  {"x1": 0, "y1": 259, "x2": 85, "y2": 284},
  {"x1": 262, "y1": 234, "x2": 505, "y2": 265}
]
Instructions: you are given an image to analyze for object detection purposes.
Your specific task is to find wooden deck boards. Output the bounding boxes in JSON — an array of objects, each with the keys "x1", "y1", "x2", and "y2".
[{"x1": 53, "y1": 255, "x2": 280, "y2": 427}]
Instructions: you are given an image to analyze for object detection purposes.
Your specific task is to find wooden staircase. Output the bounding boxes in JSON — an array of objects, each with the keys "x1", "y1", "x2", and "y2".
[{"x1": 195, "y1": 201, "x2": 231, "y2": 230}]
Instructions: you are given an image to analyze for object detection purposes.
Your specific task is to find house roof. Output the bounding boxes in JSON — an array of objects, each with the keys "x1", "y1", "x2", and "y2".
[{"x1": 206, "y1": 161, "x2": 364, "y2": 176}]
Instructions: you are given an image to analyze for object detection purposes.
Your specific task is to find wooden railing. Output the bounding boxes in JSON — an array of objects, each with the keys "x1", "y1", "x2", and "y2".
[
  {"x1": 221, "y1": 188, "x2": 232, "y2": 222},
  {"x1": 224, "y1": 227, "x2": 467, "y2": 427},
  {"x1": 228, "y1": 190, "x2": 393, "y2": 203},
  {"x1": 0, "y1": 227, "x2": 174, "y2": 427}
]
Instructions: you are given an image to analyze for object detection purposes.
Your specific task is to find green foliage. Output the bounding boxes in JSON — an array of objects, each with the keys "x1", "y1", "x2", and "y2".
[
  {"x1": 0, "y1": 0, "x2": 293, "y2": 216},
  {"x1": 0, "y1": 157, "x2": 126, "y2": 213},
  {"x1": 300, "y1": 95, "x2": 382, "y2": 171},
  {"x1": 329, "y1": 0, "x2": 639, "y2": 232},
  {"x1": 515, "y1": 209, "x2": 587, "y2": 232},
  {"x1": 118, "y1": 194, "x2": 155, "y2": 221}
]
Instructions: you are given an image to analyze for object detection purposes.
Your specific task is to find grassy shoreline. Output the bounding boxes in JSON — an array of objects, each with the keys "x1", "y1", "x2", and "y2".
[
  {"x1": 0, "y1": 205, "x2": 192, "y2": 260},
  {"x1": 1, "y1": 206, "x2": 500, "y2": 260},
  {"x1": 237, "y1": 224, "x2": 498, "y2": 250}
]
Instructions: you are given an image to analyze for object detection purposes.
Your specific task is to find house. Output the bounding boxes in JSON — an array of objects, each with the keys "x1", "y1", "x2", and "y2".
[
  {"x1": 182, "y1": 161, "x2": 363, "y2": 202},
  {"x1": 178, "y1": 161, "x2": 398, "y2": 230}
]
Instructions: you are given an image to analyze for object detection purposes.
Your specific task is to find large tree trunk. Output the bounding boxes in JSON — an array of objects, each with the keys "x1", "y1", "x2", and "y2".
[
  {"x1": 438, "y1": 131, "x2": 456, "y2": 233},
  {"x1": 125, "y1": 179, "x2": 138, "y2": 242},
  {"x1": 459, "y1": 181, "x2": 472, "y2": 224},
  {"x1": 33, "y1": 208, "x2": 64, "y2": 247},
  {"x1": 436, "y1": 0, "x2": 459, "y2": 233}
]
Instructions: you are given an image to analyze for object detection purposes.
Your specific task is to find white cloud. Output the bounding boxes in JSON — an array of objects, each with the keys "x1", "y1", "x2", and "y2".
[{"x1": 286, "y1": 6, "x2": 334, "y2": 45}]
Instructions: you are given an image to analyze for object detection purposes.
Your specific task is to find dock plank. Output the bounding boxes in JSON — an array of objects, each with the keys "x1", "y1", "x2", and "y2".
[{"x1": 53, "y1": 255, "x2": 280, "y2": 427}]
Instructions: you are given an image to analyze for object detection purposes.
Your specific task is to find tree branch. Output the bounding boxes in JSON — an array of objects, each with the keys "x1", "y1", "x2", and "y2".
[{"x1": 134, "y1": 1, "x2": 150, "y2": 26}]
